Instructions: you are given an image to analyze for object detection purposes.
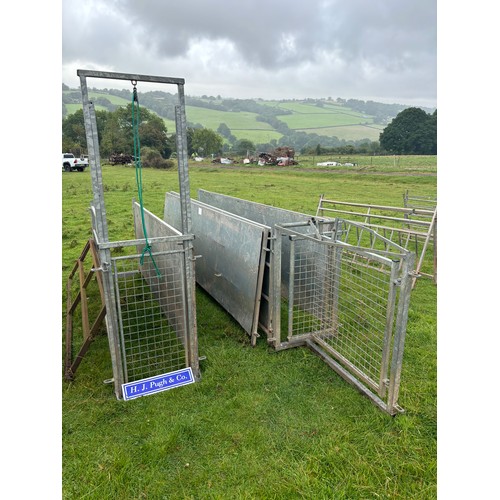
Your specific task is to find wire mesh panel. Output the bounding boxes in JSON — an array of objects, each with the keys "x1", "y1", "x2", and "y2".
[
  {"x1": 112, "y1": 250, "x2": 188, "y2": 383},
  {"x1": 273, "y1": 223, "x2": 415, "y2": 415}
]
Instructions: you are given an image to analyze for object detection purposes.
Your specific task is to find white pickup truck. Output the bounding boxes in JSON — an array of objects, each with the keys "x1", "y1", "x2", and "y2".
[{"x1": 62, "y1": 153, "x2": 88, "y2": 172}]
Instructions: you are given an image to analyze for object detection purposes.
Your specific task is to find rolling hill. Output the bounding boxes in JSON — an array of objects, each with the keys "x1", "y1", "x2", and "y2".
[{"x1": 63, "y1": 87, "x2": 424, "y2": 146}]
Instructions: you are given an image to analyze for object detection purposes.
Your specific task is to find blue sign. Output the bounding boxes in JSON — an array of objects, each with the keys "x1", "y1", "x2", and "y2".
[{"x1": 122, "y1": 367, "x2": 195, "y2": 401}]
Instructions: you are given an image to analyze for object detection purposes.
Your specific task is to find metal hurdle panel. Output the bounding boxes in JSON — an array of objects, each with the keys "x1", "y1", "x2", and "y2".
[
  {"x1": 271, "y1": 222, "x2": 415, "y2": 415},
  {"x1": 79, "y1": 70, "x2": 199, "y2": 399},
  {"x1": 164, "y1": 192, "x2": 270, "y2": 345},
  {"x1": 316, "y1": 195, "x2": 437, "y2": 286}
]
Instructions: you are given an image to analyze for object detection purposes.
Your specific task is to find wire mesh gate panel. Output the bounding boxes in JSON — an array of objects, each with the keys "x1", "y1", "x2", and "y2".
[
  {"x1": 109, "y1": 203, "x2": 192, "y2": 384},
  {"x1": 78, "y1": 70, "x2": 199, "y2": 399},
  {"x1": 191, "y1": 191, "x2": 417, "y2": 414},
  {"x1": 271, "y1": 223, "x2": 415, "y2": 415}
]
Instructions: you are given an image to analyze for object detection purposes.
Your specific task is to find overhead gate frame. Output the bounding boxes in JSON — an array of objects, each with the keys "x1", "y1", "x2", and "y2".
[{"x1": 78, "y1": 70, "x2": 199, "y2": 399}]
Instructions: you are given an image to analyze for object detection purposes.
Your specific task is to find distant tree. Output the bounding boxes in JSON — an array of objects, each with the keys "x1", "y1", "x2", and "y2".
[
  {"x1": 100, "y1": 112, "x2": 130, "y2": 156},
  {"x1": 140, "y1": 147, "x2": 174, "y2": 169},
  {"x1": 191, "y1": 128, "x2": 223, "y2": 156},
  {"x1": 217, "y1": 122, "x2": 236, "y2": 144},
  {"x1": 379, "y1": 107, "x2": 437, "y2": 154},
  {"x1": 234, "y1": 139, "x2": 255, "y2": 156}
]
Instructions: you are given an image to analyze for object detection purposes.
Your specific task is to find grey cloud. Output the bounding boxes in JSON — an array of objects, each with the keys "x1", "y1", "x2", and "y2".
[{"x1": 62, "y1": 0, "x2": 436, "y2": 106}]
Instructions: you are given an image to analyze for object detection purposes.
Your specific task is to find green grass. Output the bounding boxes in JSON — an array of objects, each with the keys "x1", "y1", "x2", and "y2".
[
  {"x1": 186, "y1": 106, "x2": 275, "y2": 131},
  {"x1": 278, "y1": 112, "x2": 374, "y2": 130},
  {"x1": 298, "y1": 124, "x2": 384, "y2": 142},
  {"x1": 62, "y1": 163, "x2": 437, "y2": 499}
]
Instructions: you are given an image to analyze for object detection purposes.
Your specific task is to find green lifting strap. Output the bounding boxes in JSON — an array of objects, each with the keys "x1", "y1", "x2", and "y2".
[{"x1": 131, "y1": 83, "x2": 161, "y2": 277}]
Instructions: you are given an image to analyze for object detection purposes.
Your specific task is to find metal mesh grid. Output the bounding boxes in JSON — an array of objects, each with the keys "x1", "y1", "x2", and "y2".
[
  {"x1": 288, "y1": 236, "x2": 397, "y2": 390},
  {"x1": 112, "y1": 251, "x2": 188, "y2": 383},
  {"x1": 326, "y1": 250, "x2": 393, "y2": 387}
]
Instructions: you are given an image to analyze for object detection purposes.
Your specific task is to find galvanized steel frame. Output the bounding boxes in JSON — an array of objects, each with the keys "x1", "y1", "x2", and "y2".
[
  {"x1": 78, "y1": 70, "x2": 199, "y2": 398},
  {"x1": 192, "y1": 191, "x2": 416, "y2": 414},
  {"x1": 270, "y1": 222, "x2": 415, "y2": 415}
]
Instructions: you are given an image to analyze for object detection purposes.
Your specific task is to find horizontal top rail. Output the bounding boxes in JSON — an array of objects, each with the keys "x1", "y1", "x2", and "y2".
[
  {"x1": 77, "y1": 69, "x2": 185, "y2": 86},
  {"x1": 319, "y1": 207, "x2": 432, "y2": 227},
  {"x1": 319, "y1": 197, "x2": 435, "y2": 217},
  {"x1": 350, "y1": 221, "x2": 429, "y2": 238},
  {"x1": 276, "y1": 224, "x2": 404, "y2": 266}
]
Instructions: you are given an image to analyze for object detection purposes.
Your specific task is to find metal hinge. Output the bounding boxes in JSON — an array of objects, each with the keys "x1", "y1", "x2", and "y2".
[{"x1": 99, "y1": 261, "x2": 111, "y2": 272}]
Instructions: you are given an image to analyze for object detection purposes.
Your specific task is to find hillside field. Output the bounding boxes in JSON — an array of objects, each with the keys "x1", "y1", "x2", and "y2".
[{"x1": 63, "y1": 89, "x2": 398, "y2": 144}]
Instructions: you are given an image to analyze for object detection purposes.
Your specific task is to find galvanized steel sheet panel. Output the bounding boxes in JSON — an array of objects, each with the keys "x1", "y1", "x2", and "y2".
[
  {"x1": 164, "y1": 193, "x2": 268, "y2": 337},
  {"x1": 198, "y1": 189, "x2": 316, "y2": 228},
  {"x1": 197, "y1": 190, "x2": 332, "y2": 297}
]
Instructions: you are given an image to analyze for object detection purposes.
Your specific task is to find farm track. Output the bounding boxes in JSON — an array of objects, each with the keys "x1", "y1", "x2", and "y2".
[{"x1": 198, "y1": 164, "x2": 437, "y2": 177}]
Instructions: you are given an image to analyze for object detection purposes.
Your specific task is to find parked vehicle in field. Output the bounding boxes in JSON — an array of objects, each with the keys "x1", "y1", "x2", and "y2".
[{"x1": 62, "y1": 153, "x2": 88, "y2": 172}]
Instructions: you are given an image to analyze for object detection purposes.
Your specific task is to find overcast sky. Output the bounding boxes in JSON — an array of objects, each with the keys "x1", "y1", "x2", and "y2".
[{"x1": 63, "y1": 0, "x2": 437, "y2": 108}]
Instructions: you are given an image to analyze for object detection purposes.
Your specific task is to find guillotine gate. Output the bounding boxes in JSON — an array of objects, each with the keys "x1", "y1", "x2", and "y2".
[{"x1": 77, "y1": 70, "x2": 199, "y2": 399}]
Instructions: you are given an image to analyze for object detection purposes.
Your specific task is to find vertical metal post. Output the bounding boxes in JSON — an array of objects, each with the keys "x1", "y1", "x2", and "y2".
[
  {"x1": 79, "y1": 74, "x2": 125, "y2": 398},
  {"x1": 270, "y1": 228, "x2": 283, "y2": 348},
  {"x1": 175, "y1": 87, "x2": 200, "y2": 379},
  {"x1": 287, "y1": 237, "x2": 295, "y2": 339},
  {"x1": 379, "y1": 262, "x2": 399, "y2": 398},
  {"x1": 331, "y1": 244, "x2": 343, "y2": 334},
  {"x1": 387, "y1": 252, "x2": 416, "y2": 413}
]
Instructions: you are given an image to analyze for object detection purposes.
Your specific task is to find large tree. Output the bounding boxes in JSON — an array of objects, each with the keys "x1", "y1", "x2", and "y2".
[
  {"x1": 63, "y1": 104, "x2": 170, "y2": 158},
  {"x1": 102, "y1": 104, "x2": 168, "y2": 157},
  {"x1": 379, "y1": 107, "x2": 437, "y2": 154},
  {"x1": 191, "y1": 128, "x2": 223, "y2": 156}
]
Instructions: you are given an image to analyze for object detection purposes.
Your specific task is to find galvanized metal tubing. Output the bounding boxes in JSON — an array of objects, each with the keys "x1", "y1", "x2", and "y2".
[{"x1": 316, "y1": 194, "x2": 437, "y2": 285}]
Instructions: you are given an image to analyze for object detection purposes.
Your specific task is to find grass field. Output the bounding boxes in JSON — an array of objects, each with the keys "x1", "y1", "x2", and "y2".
[
  {"x1": 62, "y1": 162, "x2": 437, "y2": 499},
  {"x1": 296, "y1": 124, "x2": 384, "y2": 142}
]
